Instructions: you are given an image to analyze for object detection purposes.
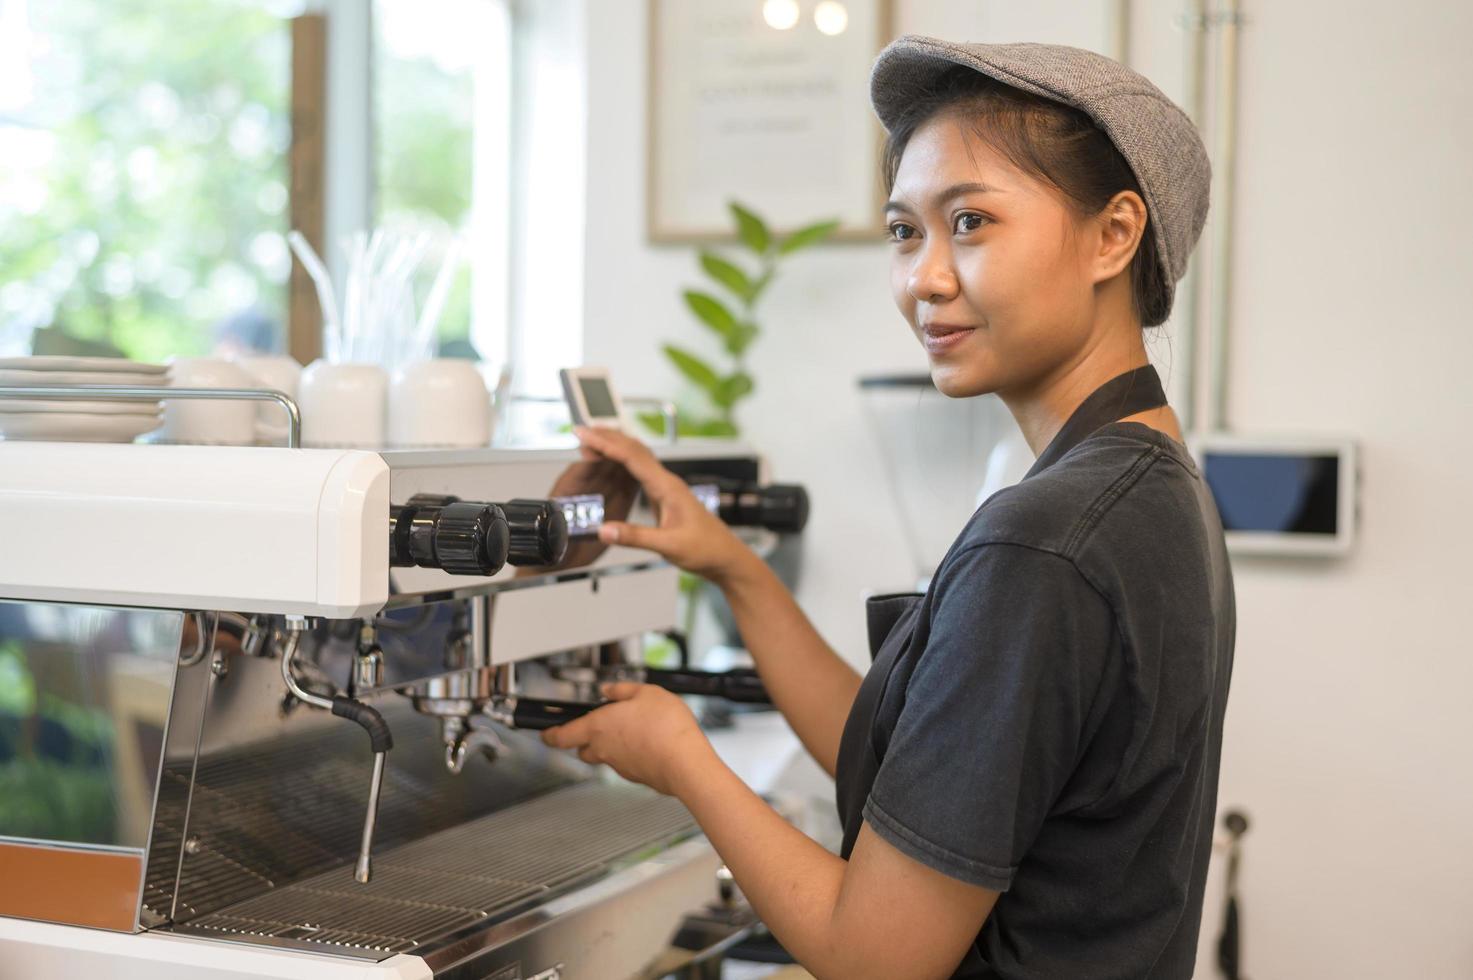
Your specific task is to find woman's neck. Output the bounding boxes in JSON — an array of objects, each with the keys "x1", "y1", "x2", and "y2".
[{"x1": 1000, "y1": 329, "x2": 1169, "y2": 457}]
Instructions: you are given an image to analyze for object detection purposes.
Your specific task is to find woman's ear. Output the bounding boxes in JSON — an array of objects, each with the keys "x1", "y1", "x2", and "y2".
[{"x1": 1091, "y1": 190, "x2": 1148, "y2": 284}]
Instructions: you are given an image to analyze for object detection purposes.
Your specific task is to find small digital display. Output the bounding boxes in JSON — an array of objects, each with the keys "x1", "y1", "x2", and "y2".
[
  {"x1": 1203, "y1": 453, "x2": 1339, "y2": 535},
  {"x1": 579, "y1": 377, "x2": 618, "y2": 418}
]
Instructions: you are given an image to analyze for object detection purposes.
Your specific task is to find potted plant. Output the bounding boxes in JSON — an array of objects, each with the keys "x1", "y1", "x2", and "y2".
[
  {"x1": 639, "y1": 201, "x2": 838, "y2": 439},
  {"x1": 642, "y1": 202, "x2": 837, "y2": 671}
]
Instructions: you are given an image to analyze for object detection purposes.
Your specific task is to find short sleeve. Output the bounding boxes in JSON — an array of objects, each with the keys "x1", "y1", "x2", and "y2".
[{"x1": 862, "y1": 543, "x2": 1115, "y2": 891}]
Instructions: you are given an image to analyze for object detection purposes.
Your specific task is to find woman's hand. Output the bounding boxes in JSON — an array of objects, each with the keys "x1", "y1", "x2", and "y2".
[
  {"x1": 541, "y1": 682, "x2": 718, "y2": 797},
  {"x1": 573, "y1": 426, "x2": 750, "y2": 584}
]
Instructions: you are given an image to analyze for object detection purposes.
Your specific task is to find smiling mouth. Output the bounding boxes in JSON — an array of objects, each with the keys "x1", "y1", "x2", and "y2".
[
  {"x1": 920, "y1": 323, "x2": 976, "y2": 354},
  {"x1": 922, "y1": 324, "x2": 974, "y2": 338}
]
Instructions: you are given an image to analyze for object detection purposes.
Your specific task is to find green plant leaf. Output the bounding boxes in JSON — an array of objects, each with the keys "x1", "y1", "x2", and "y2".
[
  {"x1": 729, "y1": 201, "x2": 771, "y2": 255},
  {"x1": 662, "y1": 343, "x2": 721, "y2": 394},
  {"x1": 725, "y1": 321, "x2": 760, "y2": 357},
  {"x1": 683, "y1": 290, "x2": 739, "y2": 342},
  {"x1": 711, "y1": 371, "x2": 754, "y2": 409},
  {"x1": 696, "y1": 418, "x2": 739, "y2": 437},
  {"x1": 699, "y1": 251, "x2": 755, "y2": 303},
  {"x1": 748, "y1": 270, "x2": 774, "y2": 304},
  {"x1": 636, "y1": 411, "x2": 669, "y2": 436},
  {"x1": 778, "y1": 218, "x2": 841, "y2": 255}
]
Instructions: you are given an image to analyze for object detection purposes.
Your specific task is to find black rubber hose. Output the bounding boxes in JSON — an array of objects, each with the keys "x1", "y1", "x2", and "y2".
[{"x1": 331, "y1": 696, "x2": 394, "y2": 753}]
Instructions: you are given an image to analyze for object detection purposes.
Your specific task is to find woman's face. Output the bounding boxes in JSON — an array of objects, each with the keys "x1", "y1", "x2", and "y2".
[{"x1": 886, "y1": 112, "x2": 1102, "y2": 399}]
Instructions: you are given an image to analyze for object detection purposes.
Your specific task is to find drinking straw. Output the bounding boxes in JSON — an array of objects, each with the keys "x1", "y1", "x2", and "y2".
[
  {"x1": 411, "y1": 239, "x2": 463, "y2": 364},
  {"x1": 342, "y1": 232, "x2": 368, "y2": 361},
  {"x1": 287, "y1": 231, "x2": 341, "y2": 359}
]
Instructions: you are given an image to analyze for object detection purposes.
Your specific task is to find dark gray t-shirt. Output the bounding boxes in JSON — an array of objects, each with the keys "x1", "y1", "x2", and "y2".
[{"x1": 835, "y1": 408, "x2": 1235, "y2": 978}]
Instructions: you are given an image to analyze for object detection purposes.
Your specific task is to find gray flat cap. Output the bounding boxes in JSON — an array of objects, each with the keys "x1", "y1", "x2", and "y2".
[{"x1": 871, "y1": 36, "x2": 1210, "y2": 317}]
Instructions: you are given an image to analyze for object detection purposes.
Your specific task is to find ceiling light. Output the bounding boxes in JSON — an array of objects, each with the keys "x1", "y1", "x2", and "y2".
[
  {"x1": 814, "y1": 0, "x2": 848, "y2": 36},
  {"x1": 763, "y1": 0, "x2": 800, "y2": 31}
]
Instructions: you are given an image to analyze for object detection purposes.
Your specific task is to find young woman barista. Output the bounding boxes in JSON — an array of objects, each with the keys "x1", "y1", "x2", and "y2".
[{"x1": 543, "y1": 38, "x2": 1235, "y2": 980}]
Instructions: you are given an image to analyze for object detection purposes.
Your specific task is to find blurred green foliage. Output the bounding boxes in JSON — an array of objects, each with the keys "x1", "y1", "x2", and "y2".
[
  {"x1": 0, "y1": 0, "x2": 291, "y2": 361},
  {"x1": 0, "y1": 0, "x2": 482, "y2": 361},
  {"x1": 0, "y1": 647, "x2": 117, "y2": 844},
  {"x1": 643, "y1": 202, "x2": 839, "y2": 438},
  {"x1": 374, "y1": 23, "x2": 475, "y2": 350}
]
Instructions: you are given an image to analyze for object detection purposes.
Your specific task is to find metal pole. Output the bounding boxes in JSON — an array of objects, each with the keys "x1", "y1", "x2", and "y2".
[
  {"x1": 1178, "y1": 0, "x2": 1210, "y2": 433},
  {"x1": 1209, "y1": 0, "x2": 1243, "y2": 432},
  {"x1": 1112, "y1": 0, "x2": 1134, "y2": 66}
]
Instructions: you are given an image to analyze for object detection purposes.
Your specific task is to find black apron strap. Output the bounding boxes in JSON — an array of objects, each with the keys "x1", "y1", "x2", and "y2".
[{"x1": 1025, "y1": 364, "x2": 1168, "y2": 479}]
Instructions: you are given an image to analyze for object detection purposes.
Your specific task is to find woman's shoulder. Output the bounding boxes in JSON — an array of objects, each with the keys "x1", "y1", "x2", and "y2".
[{"x1": 955, "y1": 425, "x2": 1197, "y2": 560}]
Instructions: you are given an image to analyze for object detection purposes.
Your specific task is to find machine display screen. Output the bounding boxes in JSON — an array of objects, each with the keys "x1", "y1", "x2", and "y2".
[
  {"x1": 1203, "y1": 452, "x2": 1339, "y2": 534},
  {"x1": 554, "y1": 494, "x2": 605, "y2": 536},
  {"x1": 579, "y1": 377, "x2": 618, "y2": 418},
  {"x1": 688, "y1": 483, "x2": 721, "y2": 515}
]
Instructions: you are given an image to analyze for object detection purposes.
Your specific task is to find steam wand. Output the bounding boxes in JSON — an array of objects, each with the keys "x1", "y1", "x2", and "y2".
[{"x1": 279, "y1": 616, "x2": 393, "y2": 884}]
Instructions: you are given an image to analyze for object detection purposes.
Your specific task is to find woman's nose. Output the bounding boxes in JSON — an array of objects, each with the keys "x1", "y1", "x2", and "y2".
[{"x1": 907, "y1": 243, "x2": 959, "y2": 304}]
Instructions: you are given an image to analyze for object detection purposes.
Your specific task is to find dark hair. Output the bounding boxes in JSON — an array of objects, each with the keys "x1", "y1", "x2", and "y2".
[{"x1": 882, "y1": 67, "x2": 1170, "y2": 327}]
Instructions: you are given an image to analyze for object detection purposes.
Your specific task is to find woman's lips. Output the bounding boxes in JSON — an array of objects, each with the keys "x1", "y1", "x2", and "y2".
[{"x1": 921, "y1": 323, "x2": 976, "y2": 355}]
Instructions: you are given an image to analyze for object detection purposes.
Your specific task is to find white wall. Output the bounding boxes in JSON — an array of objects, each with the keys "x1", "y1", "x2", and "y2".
[
  {"x1": 580, "y1": 1, "x2": 1473, "y2": 977},
  {"x1": 1184, "y1": 2, "x2": 1473, "y2": 976}
]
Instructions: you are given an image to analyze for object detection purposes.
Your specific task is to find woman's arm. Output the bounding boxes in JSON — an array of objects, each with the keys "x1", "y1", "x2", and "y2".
[
  {"x1": 543, "y1": 683, "x2": 997, "y2": 980},
  {"x1": 574, "y1": 426, "x2": 862, "y2": 776},
  {"x1": 711, "y1": 547, "x2": 862, "y2": 777}
]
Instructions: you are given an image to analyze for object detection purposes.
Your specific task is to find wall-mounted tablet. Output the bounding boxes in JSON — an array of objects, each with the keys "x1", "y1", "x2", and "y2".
[
  {"x1": 559, "y1": 366, "x2": 628, "y2": 431},
  {"x1": 1189, "y1": 433, "x2": 1358, "y2": 557}
]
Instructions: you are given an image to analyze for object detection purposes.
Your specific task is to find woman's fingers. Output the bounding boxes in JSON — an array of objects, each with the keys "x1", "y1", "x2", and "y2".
[
  {"x1": 596, "y1": 520, "x2": 669, "y2": 554},
  {"x1": 574, "y1": 426, "x2": 680, "y2": 496},
  {"x1": 541, "y1": 716, "x2": 590, "y2": 749}
]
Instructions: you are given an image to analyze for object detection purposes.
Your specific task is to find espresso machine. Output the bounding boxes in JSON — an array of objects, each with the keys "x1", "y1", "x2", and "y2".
[{"x1": 0, "y1": 435, "x2": 807, "y2": 979}]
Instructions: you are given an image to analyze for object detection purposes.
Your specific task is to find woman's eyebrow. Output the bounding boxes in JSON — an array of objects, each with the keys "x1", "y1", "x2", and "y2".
[{"x1": 885, "y1": 181, "x2": 1004, "y2": 213}]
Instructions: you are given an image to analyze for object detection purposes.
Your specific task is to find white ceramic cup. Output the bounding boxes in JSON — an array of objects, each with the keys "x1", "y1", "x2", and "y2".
[
  {"x1": 160, "y1": 357, "x2": 259, "y2": 445},
  {"x1": 232, "y1": 354, "x2": 302, "y2": 442},
  {"x1": 299, "y1": 360, "x2": 388, "y2": 448},
  {"x1": 388, "y1": 359, "x2": 491, "y2": 449}
]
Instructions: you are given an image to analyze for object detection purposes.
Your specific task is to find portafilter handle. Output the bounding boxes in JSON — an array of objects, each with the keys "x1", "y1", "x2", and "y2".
[
  {"x1": 641, "y1": 666, "x2": 770, "y2": 704},
  {"x1": 684, "y1": 476, "x2": 810, "y2": 534},
  {"x1": 485, "y1": 695, "x2": 603, "y2": 731}
]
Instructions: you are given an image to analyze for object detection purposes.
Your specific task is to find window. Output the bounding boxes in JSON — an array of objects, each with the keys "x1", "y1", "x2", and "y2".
[
  {"x1": 373, "y1": 0, "x2": 513, "y2": 376},
  {"x1": 0, "y1": 0, "x2": 585, "y2": 438},
  {"x1": 372, "y1": 0, "x2": 586, "y2": 441},
  {"x1": 0, "y1": 0, "x2": 293, "y2": 361}
]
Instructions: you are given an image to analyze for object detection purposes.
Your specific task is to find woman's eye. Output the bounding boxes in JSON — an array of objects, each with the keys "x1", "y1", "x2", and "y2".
[
  {"x1": 886, "y1": 222, "x2": 918, "y2": 243},
  {"x1": 954, "y1": 213, "x2": 987, "y2": 234}
]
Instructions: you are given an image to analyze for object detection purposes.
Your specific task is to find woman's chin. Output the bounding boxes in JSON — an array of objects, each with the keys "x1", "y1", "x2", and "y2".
[{"x1": 929, "y1": 362, "x2": 997, "y2": 399}]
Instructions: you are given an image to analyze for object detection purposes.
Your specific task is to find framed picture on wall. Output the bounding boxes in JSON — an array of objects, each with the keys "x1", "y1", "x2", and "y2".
[{"x1": 647, "y1": 0, "x2": 895, "y2": 243}]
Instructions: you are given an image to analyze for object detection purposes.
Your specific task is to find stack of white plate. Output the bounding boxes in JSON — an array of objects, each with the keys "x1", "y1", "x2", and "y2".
[{"x1": 0, "y1": 356, "x2": 170, "y2": 443}]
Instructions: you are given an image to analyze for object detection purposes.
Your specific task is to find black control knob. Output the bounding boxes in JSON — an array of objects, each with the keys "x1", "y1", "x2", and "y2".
[
  {"x1": 434, "y1": 501, "x2": 511, "y2": 575},
  {"x1": 498, "y1": 498, "x2": 570, "y2": 566},
  {"x1": 710, "y1": 481, "x2": 809, "y2": 534},
  {"x1": 389, "y1": 498, "x2": 510, "y2": 576}
]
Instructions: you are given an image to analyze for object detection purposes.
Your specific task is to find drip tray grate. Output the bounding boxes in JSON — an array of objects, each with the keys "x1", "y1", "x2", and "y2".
[{"x1": 175, "y1": 780, "x2": 698, "y2": 956}]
